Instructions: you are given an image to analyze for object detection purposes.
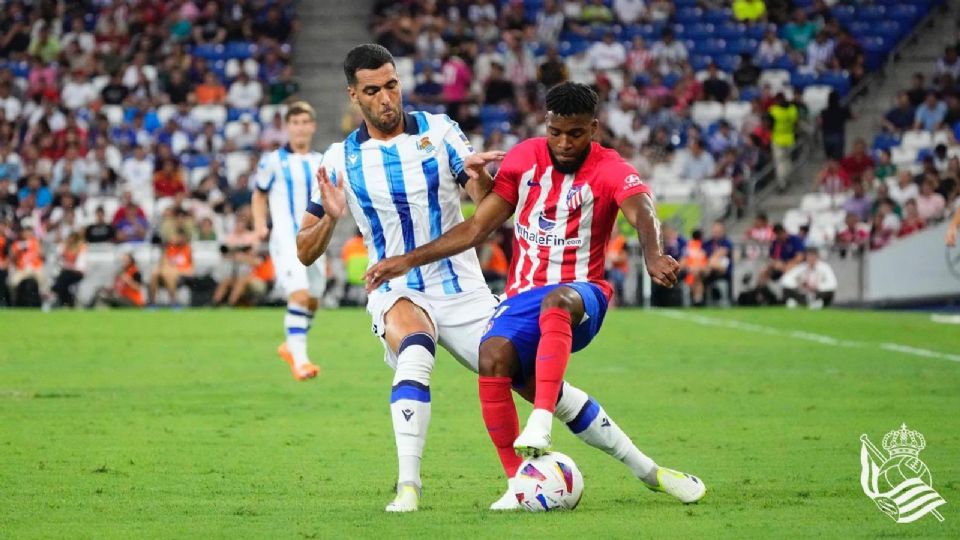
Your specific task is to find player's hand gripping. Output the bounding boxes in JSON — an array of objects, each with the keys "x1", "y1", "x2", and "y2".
[
  {"x1": 364, "y1": 255, "x2": 411, "y2": 291},
  {"x1": 647, "y1": 254, "x2": 681, "y2": 287},
  {"x1": 317, "y1": 166, "x2": 346, "y2": 219},
  {"x1": 463, "y1": 150, "x2": 505, "y2": 181}
]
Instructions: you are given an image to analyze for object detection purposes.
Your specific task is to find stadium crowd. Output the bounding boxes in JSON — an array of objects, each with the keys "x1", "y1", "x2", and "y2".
[
  {"x1": 0, "y1": 0, "x2": 303, "y2": 308},
  {"x1": 0, "y1": 0, "x2": 947, "y2": 309}
]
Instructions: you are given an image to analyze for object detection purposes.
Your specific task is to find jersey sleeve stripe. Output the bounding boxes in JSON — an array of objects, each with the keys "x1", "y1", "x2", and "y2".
[
  {"x1": 278, "y1": 147, "x2": 299, "y2": 233},
  {"x1": 445, "y1": 140, "x2": 469, "y2": 186},
  {"x1": 381, "y1": 144, "x2": 425, "y2": 292}
]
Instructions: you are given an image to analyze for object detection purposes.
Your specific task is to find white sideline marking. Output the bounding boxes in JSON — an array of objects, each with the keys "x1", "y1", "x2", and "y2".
[{"x1": 654, "y1": 310, "x2": 960, "y2": 364}]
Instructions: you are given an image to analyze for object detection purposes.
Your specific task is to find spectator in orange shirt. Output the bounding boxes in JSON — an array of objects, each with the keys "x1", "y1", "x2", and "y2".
[
  {"x1": 339, "y1": 228, "x2": 370, "y2": 305},
  {"x1": 148, "y1": 229, "x2": 193, "y2": 307},
  {"x1": 477, "y1": 230, "x2": 508, "y2": 293},
  {"x1": 605, "y1": 228, "x2": 629, "y2": 306},
  {"x1": 681, "y1": 229, "x2": 709, "y2": 305},
  {"x1": 52, "y1": 232, "x2": 87, "y2": 307},
  {"x1": 7, "y1": 226, "x2": 47, "y2": 306},
  {"x1": 195, "y1": 71, "x2": 226, "y2": 105},
  {"x1": 153, "y1": 158, "x2": 187, "y2": 199},
  {"x1": 92, "y1": 252, "x2": 145, "y2": 307},
  {"x1": 225, "y1": 251, "x2": 275, "y2": 306}
]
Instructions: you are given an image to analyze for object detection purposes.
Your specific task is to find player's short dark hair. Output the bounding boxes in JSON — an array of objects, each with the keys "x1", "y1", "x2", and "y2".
[
  {"x1": 343, "y1": 44, "x2": 396, "y2": 86},
  {"x1": 545, "y1": 82, "x2": 599, "y2": 118}
]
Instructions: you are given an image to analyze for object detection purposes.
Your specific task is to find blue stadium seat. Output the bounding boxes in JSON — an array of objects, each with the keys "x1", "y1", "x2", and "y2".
[
  {"x1": 861, "y1": 37, "x2": 889, "y2": 71},
  {"x1": 872, "y1": 21, "x2": 903, "y2": 41},
  {"x1": 227, "y1": 108, "x2": 259, "y2": 122},
  {"x1": 888, "y1": 4, "x2": 920, "y2": 26},
  {"x1": 847, "y1": 21, "x2": 872, "y2": 39},
  {"x1": 224, "y1": 41, "x2": 256, "y2": 60},
  {"x1": 790, "y1": 72, "x2": 818, "y2": 91},
  {"x1": 714, "y1": 55, "x2": 739, "y2": 72},
  {"x1": 872, "y1": 133, "x2": 900, "y2": 152},
  {"x1": 675, "y1": 7, "x2": 703, "y2": 25},
  {"x1": 703, "y1": 9, "x2": 732, "y2": 26},
  {"x1": 818, "y1": 72, "x2": 851, "y2": 96},
  {"x1": 859, "y1": 5, "x2": 888, "y2": 22},
  {"x1": 832, "y1": 5, "x2": 856, "y2": 25},
  {"x1": 192, "y1": 44, "x2": 226, "y2": 61},
  {"x1": 739, "y1": 87, "x2": 761, "y2": 102}
]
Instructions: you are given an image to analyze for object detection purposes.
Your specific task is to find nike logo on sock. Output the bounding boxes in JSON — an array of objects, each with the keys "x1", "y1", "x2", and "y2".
[{"x1": 402, "y1": 409, "x2": 414, "y2": 421}]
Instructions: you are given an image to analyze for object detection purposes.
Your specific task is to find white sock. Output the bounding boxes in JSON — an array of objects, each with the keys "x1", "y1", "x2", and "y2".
[
  {"x1": 285, "y1": 302, "x2": 312, "y2": 366},
  {"x1": 555, "y1": 382, "x2": 658, "y2": 484},
  {"x1": 390, "y1": 332, "x2": 436, "y2": 488}
]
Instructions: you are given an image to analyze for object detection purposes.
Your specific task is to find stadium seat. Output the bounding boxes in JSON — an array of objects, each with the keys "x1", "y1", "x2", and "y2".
[
  {"x1": 102, "y1": 105, "x2": 125, "y2": 126},
  {"x1": 191, "y1": 242, "x2": 222, "y2": 276},
  {"x1": 900, "y1": 130, "x2": 934, "y2": 153},
  {"x1": 691, "y1": 101, "x2": 724, "y2": 129},
  {"x1": 802, "y1": 85, "x2": 832, "y2": 117},
  {"x1": 759, "y1": 69, "x2": 791, "y2": 93},
  {"x1": 225, "y1": 58, "x2": 259, "y2": 79},
  {"x1": 395, "y1": 56, "x2": 415, "y2": 88},
  {"x1": 224, "y1": 121, "x2": 260, "y2": 142},
  {"x1": 723, "y1": 101, "x2": 752, "y2": 130},
  {"x1": 872, "y1": 133, "x2": 900, "y2": 152},
  {"x1": 225, "y1": 152, "x2": 254, "y2": 185},
  {"x1": 818, "y1": 72, "x2": 850, "y2": 96},
  {"x1": 800, "y1": 193, "x2": 832, "y2": 213},
  {"x1": 790, "y1": 72, "x2": 818, "y2": 91},
  {"x1": 190, "y1": 105, "x2": 227, "y2": 127},
  {"x1": 259, "y1": 104, "x2": 288, "y2": 125},
  {"x1": 189, "y1": 166, "x2": 210, "y2": 188},
  {"x1": 890, "y1": 145, "x2": 916, "y2": 167},
  {"x1": 783, "y1": 208, "x2": 810, "y2": 235},
  {"x1": 156, "y1": 104, "x2": 178, "y2": 125}
]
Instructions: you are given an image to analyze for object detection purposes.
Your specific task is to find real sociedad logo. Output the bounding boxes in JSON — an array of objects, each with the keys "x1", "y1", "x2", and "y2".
[{"x1": 416, "y1": 136, "x2": 435, "y2": 154}]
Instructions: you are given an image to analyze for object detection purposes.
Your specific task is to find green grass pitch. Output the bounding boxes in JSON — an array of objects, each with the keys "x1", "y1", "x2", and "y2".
[{"x1": 1, "y1": 308, "x2": 958, "y2": 538}]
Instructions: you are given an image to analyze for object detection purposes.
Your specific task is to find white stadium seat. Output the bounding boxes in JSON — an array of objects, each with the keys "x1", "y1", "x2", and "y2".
[
  {"x1": 691, "y1": 101, "x2": 724, "y2": 128},
  {"x1": 890, "y1": 145, "x2": 916, "y2": 167},
  {"x1": 723, "y1": 101, "x2": 751, "y2": 130},
  {"x1": 157, "y1": 104, "x2": 178, "y2": 125},
  {"x1": 900, "y1": 130, "x2": 933, "y2": 152},
  {"x1": 800, "y1": 192, "x2": 832, "y2": 213},
  {"x1": 759, "y1": 69, "x2": 791, "y2": 93},
  {"x1": 802, "y1": 85, "x2": 832, "y2": 117},
  {"x1": 190, "y1": 105, "x2": 228, "y2": 127},
  {"x1": 259, "y1": 104, "x2": 287, "y2": 125},
  {"x1": 225, "y1": 151, "x2": 254, "y2": 185},
  {"x1": 102, "y1": 105, "x2": 124, "y2": 126},
  {"x1": 783, "y1": 208, "x2": 810, "y2": 235}
]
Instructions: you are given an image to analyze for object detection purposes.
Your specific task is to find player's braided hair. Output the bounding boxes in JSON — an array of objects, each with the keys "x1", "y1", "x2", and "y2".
[
  {"x1": 343, "y1": 43, "x2": 395, "y2": 86},
  {"x1": 545, "y1": 82, "x2": 599, "y2": 118}
]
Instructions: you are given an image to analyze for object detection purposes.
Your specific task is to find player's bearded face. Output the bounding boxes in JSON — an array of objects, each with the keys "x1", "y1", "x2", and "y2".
[
  {"x1": 351, "y1": 65, "x2": 403, "y2": 136},
  {"x1": 546, "y1": 113, "x2": 598, "y2": 174}
]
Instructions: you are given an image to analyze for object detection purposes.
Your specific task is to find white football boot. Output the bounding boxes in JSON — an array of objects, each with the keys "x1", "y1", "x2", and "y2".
[
  {"x1": 489, "y1": 478, "x2": 521, "y2": 511},
  {"x1": 513, "y1": 409, "x2": 553, "y2": 458},
  {"x1": 385, "y1": 482, "x2": 420, "y2": 512},
  {"x1": 649, "y1": 467, "x2": 706, "y2": 503}
]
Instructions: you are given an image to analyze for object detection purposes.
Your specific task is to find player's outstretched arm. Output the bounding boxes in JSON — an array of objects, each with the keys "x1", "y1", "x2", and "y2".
[
  {"x1": 620, "y1": 192, "x2": 681, "y2": 288},
  {"x1": 296, "y1": 167, "x2": 345, "y2": 265},
  {"x1": 461, "y1": 151, "x2": 505, "y2": 204},
  {"x1": 364, "y1": 192, "x2": 514, "y2": 290}
]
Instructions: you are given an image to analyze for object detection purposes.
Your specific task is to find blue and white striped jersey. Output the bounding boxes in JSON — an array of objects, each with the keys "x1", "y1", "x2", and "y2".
[
  {"x1": 254, "y1": 144, "x2": 323, "y2": 241},
  {"x1": 309, "y1": 111, "x2": 486, "y2": 296}
]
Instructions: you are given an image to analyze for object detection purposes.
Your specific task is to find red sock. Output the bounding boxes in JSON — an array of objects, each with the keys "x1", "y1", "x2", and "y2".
[
  {"x1": 534, "y1": 307, "x2": 573, "y2": 412},
  {"x1": 478, "y1": 376, "x2": 522, "y2": 477}
]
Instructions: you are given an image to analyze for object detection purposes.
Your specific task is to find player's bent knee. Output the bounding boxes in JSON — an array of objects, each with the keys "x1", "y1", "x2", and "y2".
[
  {"x1": 479, "y1": 337, "x2": 515, "y2": 378},
  {"x1": 540, "y1": 287, "x2": 581, "y2": 314}
]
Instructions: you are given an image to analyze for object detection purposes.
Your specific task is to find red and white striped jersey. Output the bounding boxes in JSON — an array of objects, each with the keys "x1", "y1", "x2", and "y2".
[{"x1": 492, "y1": 138, "x2": 652, "y2": 299}]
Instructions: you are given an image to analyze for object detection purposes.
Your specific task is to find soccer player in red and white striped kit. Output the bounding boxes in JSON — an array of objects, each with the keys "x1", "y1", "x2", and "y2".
[{"x1": 366, "y1": 82, "x2": 705, "y2": 509}]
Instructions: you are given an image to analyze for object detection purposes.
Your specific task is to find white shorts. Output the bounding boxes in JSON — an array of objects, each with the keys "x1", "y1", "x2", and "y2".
[
  {"x1": 270, "y1": 237, "x2": 327, "y2": 298},
  {"x1": 367, "y1": 287, "x2": 500, "y2": 372}
]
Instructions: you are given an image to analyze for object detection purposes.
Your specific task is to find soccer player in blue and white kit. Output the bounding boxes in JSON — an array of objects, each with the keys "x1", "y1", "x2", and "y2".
[
  {"x1": 298, "y1": 45, "x2": 683, "y2": 513},
  {"x1": 252, "y1": 101, "x2": 325, "y2": 381}
]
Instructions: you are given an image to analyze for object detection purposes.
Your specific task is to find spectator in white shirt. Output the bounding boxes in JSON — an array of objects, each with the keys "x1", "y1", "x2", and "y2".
[
  {"x1": 935, "y1": 46, "x2": 960, "y2": 80},
  {"x1": 194, "y1": 122, "x2": 225, "y2": 156},
  {"x1": 651, "y1": 28, "x2": 687, "y2": 75},
  {"x1": 0, "y1": 82, "x2": 22, "y2": 121},
  {"x1": 61, "y1": 18, "x2": 96, "y2": 54},
  {"x1": 122, "y1": 52, "x2": 156, "y2": 89},
  {"x1": 468, "y1": 0, "x2": 498, "y2": 24},
  {"x1": 52, "y1": 145, "x2": 88, "y2": 194},
  {"x1": 587, "y1": 32, "x2": 627, "y2": 72},
  {"x1": 228, "y1": 113, "x2": 260, "y2": 151},
  {"x1": 60, "y1": 71, "x2": 97, "y2": 111},
  {"x1": 226, "y1": 71, "x2": 263, "y2": 110},
  {"x1": 606, "y1": 90, "x2": 638, "y2": 139},
  {"x1": 757, "y1": 28, "x2": 786, "y2": 65},
  {"x1": 678, "y1": 138, "x2": 716, "y2": 181},
  {"x1": 782, "y1": 248, "x2": 837, "y2": 308},
  {"x1": 613, "y1": 0, "x2": 647, "y2": 24},
  {"x1": 535, "y1": 0, "x2": 565, "y2": 45},
  {"x1": 887, "y1": 171, "x2": 919, "y2": 208},
  {"x1": 416, "y1": 25, "x2": 446, "y2": 61},
  {"x1": 120, "y1": 146, "x2": 155, "y2": 194},
  {"x1": 805, "y1": 31, "x2": 835, "y2": 74}
]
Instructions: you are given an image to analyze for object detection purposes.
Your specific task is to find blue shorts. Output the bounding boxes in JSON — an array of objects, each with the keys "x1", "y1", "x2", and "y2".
[{"x1": 481, "y1": 282, "x2": 609, "y2": 389}]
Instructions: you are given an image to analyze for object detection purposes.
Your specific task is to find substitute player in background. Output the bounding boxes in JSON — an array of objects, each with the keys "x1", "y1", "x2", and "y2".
[
  {"x1": 252, "y1": 101, "x2": 324, "y2": 381},
  {"x1": 366, "y1": 82, "x2": 706, "y2": 506}
]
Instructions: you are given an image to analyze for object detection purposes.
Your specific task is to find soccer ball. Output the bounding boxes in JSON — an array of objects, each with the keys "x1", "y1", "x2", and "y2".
[{"x1": 513, "y1": 452, "x2": 584, "y2": 512}]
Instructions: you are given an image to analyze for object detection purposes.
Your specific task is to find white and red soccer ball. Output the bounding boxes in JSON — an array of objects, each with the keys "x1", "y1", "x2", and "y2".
[{"x1": 513, "y1": 452, "x2": 584, "y2": 512}]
